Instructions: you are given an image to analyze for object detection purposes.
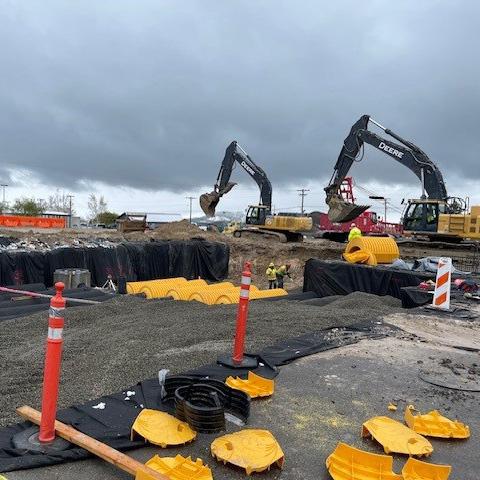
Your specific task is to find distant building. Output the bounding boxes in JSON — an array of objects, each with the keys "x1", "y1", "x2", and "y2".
[
  {"x1": 116, "y1": 212, "x2": 182, "y2": 232},
  {"x1": 146, "y1": 213, "x2": 182, "y2": 229},
  {"x1": 116, "y1": 212, "x2": 147, "y2": 232}
]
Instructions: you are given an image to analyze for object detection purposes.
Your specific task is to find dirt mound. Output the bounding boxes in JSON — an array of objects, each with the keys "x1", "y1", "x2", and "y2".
[
  {"x1": 326, "y1": 291, "x2": 402, "y2": 311},
  {"x1": 149, "y1": 219, "x2": 220, "y2": 241}
]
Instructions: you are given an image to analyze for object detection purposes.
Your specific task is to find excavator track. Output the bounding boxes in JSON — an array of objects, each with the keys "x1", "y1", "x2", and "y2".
[
  {"x1": 233, "y1": 228, "x2": 289, "y2": 243},
  {"x1": 397, "y1": 238, "x2": 479, "y2": 251}
]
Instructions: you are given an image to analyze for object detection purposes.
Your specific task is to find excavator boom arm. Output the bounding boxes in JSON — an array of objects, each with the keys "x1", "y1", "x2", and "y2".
[
  {"x1": 325, "y1": 115, "x2": 448, "y2": 222},
  {"x1": 200, "y1": 141, "x2": 272, "y2": 217}
]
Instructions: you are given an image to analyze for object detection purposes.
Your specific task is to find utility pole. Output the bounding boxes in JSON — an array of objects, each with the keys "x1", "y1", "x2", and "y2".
[
  {"x1": 0, "y1": 184, "x2": 8, "y2": 204},
  {"x1": 186, "y1": 196, "x2": 196, "y2": 224},
  {"x1": 297, "y1": 188, "x2": 310, "y2": 214},
  {"x1": 369, "y1": 195, "x2": 388, "y2": 232},
  {"x1": 67, "y1": 195, "x2": 74, "y2": 228}
]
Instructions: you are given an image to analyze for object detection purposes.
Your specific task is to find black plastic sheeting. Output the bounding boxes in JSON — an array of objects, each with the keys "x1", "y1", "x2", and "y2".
[
  {"x1": 400, "y1": 286, "x2": 431, "y2": 308},
  {"x1": 303, "y1": 259, "x2": 434, "y2": 299},
  {"x1": 0, "y1": 320, "x2": 385, "y2": 472},
  {"x1": 0, "y1": 240, "x2": 229, "y2": 288}
]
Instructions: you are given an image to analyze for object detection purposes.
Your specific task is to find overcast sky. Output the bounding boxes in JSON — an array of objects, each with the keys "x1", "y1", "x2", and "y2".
[{"x1": 1, "y1": 1, "x2": 479, "y2": 219}]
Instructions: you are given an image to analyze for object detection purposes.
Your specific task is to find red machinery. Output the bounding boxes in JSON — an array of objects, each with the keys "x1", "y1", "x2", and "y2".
[{"x1": 313, "y1": 178, "x2": 403, "y2": 242}]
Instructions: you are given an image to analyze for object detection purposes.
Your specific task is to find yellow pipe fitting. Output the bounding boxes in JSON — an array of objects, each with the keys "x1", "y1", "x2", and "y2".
[
  {"x1": 344, "y1": 236, "x2": 399, "y2": 265},
  {"x1": 127, "y1": 277, "x2": 187, "y2": 294}
]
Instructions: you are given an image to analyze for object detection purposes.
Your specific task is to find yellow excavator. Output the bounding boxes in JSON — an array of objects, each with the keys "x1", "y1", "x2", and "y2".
[
  {"x1": 200, "y1": 141, "x2": 312, "y2": 242},
  {"x1": 325, "y1": 115, "x2": 480, "y2": 242}
]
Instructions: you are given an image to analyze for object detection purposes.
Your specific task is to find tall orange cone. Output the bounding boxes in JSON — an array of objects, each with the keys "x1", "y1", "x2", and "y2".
[{"x1": 217, "y1": 261, "x2": 258, "y2": 369}]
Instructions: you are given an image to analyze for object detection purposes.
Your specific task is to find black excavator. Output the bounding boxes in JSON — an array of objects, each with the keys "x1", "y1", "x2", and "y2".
[
  {"x1": 200, "y1": 141, "x2": 312, "y2": 242},
  {"x1": 325, "y1": 115, "x2": 466, "y2": 238},
  {"x1": 200, "y1": 141, "x2": 272, "y2": 218}
]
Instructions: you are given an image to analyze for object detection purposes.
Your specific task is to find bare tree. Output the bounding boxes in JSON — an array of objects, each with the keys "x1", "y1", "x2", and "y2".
[
  {"x1": 47, "y1": 189, "x2": 75, "y2": 214},
  {"x1": 87, "y1": 194, "x2": 108, "y2": 222}
]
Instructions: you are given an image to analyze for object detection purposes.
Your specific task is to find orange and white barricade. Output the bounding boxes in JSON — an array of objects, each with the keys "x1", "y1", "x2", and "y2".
[{"x1": 432, "y1": 257, "x2": 452, "y2": 310}]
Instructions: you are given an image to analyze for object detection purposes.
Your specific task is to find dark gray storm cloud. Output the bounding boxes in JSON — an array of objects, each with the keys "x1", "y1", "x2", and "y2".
[{"x1": 0, "y1": 1, "x2": 479, "y2": 195}]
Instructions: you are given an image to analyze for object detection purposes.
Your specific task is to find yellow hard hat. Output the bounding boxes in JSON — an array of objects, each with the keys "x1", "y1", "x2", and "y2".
[{"x1": 269, "y1": 262, "x2": 275, "y2": 267}]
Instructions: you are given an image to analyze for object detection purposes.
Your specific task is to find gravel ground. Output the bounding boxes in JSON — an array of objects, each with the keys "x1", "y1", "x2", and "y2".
[{"x1": 0, "y1": 292, "x2": 401, "y2": 427}]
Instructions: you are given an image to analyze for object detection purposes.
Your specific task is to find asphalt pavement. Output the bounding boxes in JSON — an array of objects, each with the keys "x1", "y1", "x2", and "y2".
[{"x1": 6, "y1": 335, "x2": 479, "y2": 480}]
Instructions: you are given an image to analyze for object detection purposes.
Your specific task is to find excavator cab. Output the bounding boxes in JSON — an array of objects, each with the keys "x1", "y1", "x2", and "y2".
[
  {"x1": 246, "y1": 205, "x2": 268, "y2": 226},
  {"x1": 403, "y1": 200, "x2": 442, "y2": 233}
]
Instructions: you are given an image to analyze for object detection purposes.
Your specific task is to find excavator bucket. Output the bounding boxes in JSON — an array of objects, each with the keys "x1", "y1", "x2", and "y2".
[
  {"x1": 199, "y1": 182, "x2": 236, "y2": 217},
  {"x1": 137, "y1": 455, "x2": 213, "y2": 480},
  {"x1": 327, "y1": 194, "x2": 370, "y2": 223},
  {"x1": 402, "y1": 457, "x2": 452, "y2": 480},
  {"x1": 200, "y1": 191, "x2": 221, "y2": 217}
]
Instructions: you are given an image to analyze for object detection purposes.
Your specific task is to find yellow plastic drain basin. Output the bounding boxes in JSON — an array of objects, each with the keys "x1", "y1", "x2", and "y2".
[
  {"x1": 211, "y1": 429, "x2": 284, "y2": 475},
  {"x1": 136, "y1": 454, "x2": 213, "y2": 480},
  {"x1": 362, "y1": 416, "x2": 433, "y2": 456},
  {"x1": 405, "y1": 405, "x2": 470, "y2": 439},
  {"x1": 326, "y1": 442, "x2": 402, "y2": 480},
  {"x1": 225, "y1": 371, "x2": 274, "y2": 398},
  {"x1": 131, "y1": 409, "x2": 196, "y2": 447},
  {"x1": 402, "y1": 457, "x2": 452, "y2": 480}
]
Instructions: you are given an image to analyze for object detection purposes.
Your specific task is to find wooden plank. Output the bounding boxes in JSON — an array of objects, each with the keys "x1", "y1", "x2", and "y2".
[{"x1": 16, "y1": 406, "x2": 168, "y2": 480}]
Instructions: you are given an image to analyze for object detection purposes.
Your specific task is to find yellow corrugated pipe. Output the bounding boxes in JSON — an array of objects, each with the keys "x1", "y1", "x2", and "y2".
[
  {"x1": 127, "y1": 277, "x2": 187, "y2": 294},
  {"x1": 187, "y1": 283, "x2": 235, "y2": 304},
  {"x1": 164, "y1": 279, "x2": 208, "y2": 300},
  {"x1": 343, "y1": 236, "x2": 399, "y2": 265},
  {"x1": 211, "y1": 286, "x2": 286, "y2": 305},
  {"x1": 189, "y1": 285, "x2": 262, "y2": 305},
  {"x1": 140, "y1": 279, "x2": 190, "y2": 299},
  {"x1": 189, "y1": 288, "x2": 238, "y2": 305},
  {"x1": 250, "y1": 288, "x2": 288, "y2": 299},
  {"x1": 215, "y1": 291, "x2": 241, "y2": 304}
]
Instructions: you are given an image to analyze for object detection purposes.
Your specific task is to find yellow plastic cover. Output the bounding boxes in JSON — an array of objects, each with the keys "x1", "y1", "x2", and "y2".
[
  {"x1": 343, "y1": 249, "x2": 377, "y2": 266},
  {"x1": 405, "y1": 405, "x2": 470, "y2": 439},
  {"x1": 211, "y1": 429, "x2": 284, "y2": 475},
  {"x1": 362, "y1": 416, "x2": 433, "y2": 456},
  {"x1": 136, "y1": 455, "x2": 213, "y2": 480},
  {"x1": 326, "y1": 442, "x2": 402, "y2": 480},
  {"x1": 402, "y1": 457, "x2": 451, "y2": 480},
  {"x1": 225, "y1": 371, "x2": 275, "y2": 398},
  {"x1": 131, "y1": 409, "x2": 196, "y2": 448}
]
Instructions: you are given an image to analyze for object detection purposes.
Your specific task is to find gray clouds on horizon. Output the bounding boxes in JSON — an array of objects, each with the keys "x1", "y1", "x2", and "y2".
[{"x1": 0, "y1": 1, "x2": 479, "y2": 197}]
